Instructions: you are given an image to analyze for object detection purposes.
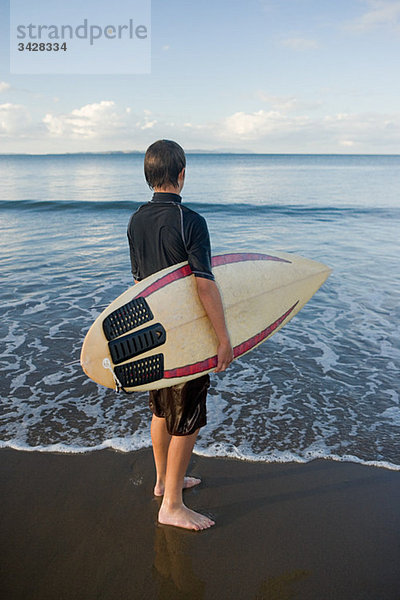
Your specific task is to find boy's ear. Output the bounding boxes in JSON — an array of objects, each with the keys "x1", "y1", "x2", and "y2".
[{"x1": 179, "y1": 167, "x2": 185, "y2": 181}]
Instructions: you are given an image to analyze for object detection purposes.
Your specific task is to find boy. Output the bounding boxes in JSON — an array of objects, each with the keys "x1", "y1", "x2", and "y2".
[{"x1": 127, "y1": 140, "x2": 233, "y2": 531}]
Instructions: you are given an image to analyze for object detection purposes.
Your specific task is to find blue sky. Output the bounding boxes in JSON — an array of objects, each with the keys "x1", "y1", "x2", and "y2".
[{"x1": 1, "y1": 0, "x2": 399, "y2": 153}]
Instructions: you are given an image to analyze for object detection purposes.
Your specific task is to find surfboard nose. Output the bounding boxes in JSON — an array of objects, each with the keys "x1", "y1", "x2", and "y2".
[
  {"x1": 310, "y1": 259, "x2": 332, "y2": 279},
  {"x1": 313, "y1": 261, "x2": 332, "y2": 288},
  {"x1": 281, "y1": 252, "x2": 332, "y2": 286},
  {"x1": 312, "y1": 265, "x2": 332, "y2": 294}
]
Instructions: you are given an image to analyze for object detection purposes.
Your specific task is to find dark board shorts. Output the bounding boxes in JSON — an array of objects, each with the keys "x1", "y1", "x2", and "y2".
[{"x1": 149, "y1": 374, "x2": 210, "y2": 436}]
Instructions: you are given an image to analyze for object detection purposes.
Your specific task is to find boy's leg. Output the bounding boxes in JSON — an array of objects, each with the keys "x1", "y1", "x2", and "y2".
[
  {"x1": 149, "y1": 377, "x2": 213, "y2": 529},
  {"x1": 158, "y1": 430, "x2": 215, "y2": 531},
  {"x1": 151, "y1": 414, "x2": 202, "y2": 496},
  {"x1": 151, "y1": 414, "x2": 171, "y2": 496}
]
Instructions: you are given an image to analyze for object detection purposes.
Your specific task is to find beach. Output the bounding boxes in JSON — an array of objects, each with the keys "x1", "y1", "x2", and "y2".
[{"x1": 1, "y1": 447, "x2": 400, "y2": 599}]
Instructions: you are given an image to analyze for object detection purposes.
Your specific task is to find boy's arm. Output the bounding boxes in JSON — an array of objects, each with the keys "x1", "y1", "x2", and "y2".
[
  {"x1": 195, "y1": 277, "x2": 233, "y2": 372},
  {"x1": 127, "y1": 221, "x2": 140, "y2": 282}
]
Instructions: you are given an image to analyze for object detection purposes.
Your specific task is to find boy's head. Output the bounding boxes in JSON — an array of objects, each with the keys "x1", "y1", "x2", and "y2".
[{"x1": 144, "y1": 139, "x2": 186, "y2": 191}]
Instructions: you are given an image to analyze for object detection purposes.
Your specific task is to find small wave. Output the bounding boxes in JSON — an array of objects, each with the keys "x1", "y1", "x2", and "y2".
[
  {"x1": 0, "y1": 199, "x2": 142, "y2": 212},
  {"x1": 0, "y1": 198, "x2": 397, "y2": 219}
]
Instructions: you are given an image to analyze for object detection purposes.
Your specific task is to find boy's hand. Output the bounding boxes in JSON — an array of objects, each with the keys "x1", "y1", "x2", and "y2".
[{"x1": 214, "y1": 339, "x2": 234, "y2": 373}]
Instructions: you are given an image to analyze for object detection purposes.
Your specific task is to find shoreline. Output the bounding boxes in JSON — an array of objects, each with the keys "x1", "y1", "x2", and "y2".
[
  {"x1": 2, "y1": 441, "x2": 400, "y2": 473},
  {"x1": 1, "y1": 447, "x2": 400, "y2": 599}
]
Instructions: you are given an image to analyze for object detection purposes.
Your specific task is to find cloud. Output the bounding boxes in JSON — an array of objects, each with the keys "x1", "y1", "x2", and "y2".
[
  {"x1": 0, "y1": 103, "x2": 32, "y2": 136},
  {"x1": 222, "y1": 109, "x2": 310, "y2": 139},
  {"x1": 136, "y1": 109, "x2": 157, "y2": 130},
  {"x1": 219, "y1": 107, "x2": 400, "y2": 151},
  {"x1": 257, "y1": 92, "x2": 298, "y2": 112},
  {"x1": 256, "y1": 92, "x2": 323, "y2": 113},
  {"x1": 43, "y1": 101, "x2": 126, "y2": 138},
  {"x1": 42, "y1": 101, "x2": 158, "y2": 139},
  {"x1": 0, "y1": 82, "x2": 11, "y2": 93},
  {"x1": 139, "y1": 119, "x2": 157, "y2": 130},
  {"x1": 321, "y1": 111, "x2": 400, "y2": 147},
  {"x1": 346, "y1": 0, "x2": 400, "y2": 32},
  {"x1": 2, "y1": 98, "x2": 400, "y2": 153},
  {"x1": 280, "y1": 37, "x2": 318, "y2": 50}
]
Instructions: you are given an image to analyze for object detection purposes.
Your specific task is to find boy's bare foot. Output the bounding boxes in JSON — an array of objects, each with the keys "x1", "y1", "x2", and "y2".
[
  {"x1": 154, "y1": 476, "x2": 201, "y2": 497},
  {"x1": 158, "y1": 503, "x2": 215, "y2": 531}
]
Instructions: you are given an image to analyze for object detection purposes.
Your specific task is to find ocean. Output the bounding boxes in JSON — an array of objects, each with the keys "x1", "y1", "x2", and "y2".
[{"x1": 1, "y1": 153, "x2": 399, "y2": 469}]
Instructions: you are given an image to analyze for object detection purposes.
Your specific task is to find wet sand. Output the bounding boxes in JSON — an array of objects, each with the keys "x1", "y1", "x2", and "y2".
[{"x1": 1, "y1": 447, "x2": 400, "y2": 599}]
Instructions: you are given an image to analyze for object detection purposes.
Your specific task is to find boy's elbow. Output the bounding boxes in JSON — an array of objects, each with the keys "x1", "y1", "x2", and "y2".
[{"x1": 195, "y1": 276, "x2": 216, "y2": 296}]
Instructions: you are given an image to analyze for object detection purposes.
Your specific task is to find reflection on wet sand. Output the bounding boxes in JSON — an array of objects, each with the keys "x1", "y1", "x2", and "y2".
[{"x1": 153, "y1": 516, "x2": 205, "y2": 600}]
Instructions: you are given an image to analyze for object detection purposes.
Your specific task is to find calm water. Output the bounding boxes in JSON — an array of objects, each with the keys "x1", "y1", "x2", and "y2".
[{"x1": 1, "y1": 153, "x2": 399, "y2": 469}]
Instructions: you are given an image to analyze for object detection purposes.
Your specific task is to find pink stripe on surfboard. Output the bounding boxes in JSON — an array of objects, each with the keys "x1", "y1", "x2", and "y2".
[
  {"x1": 139, "y1": 252, "x2": 291, "y2": 299},
  {"x1": 140, "y1": 264, "x2": 192, "y2": 299},
  {"x1": 211, "y1": 253, "x2": 291, "y2": 267},
  {"x1": 164, "y1": 301, "x2": 299, "y2": 379}
]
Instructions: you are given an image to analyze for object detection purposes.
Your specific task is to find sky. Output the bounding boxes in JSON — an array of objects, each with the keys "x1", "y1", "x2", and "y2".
[{"x1": 0, "y1": 0, "x2": 400, "y2": 154}]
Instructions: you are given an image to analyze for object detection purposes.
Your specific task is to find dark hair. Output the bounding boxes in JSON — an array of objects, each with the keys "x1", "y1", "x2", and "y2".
[{"x1": 144, "y1": 139, "x2": 186, "y2": 190}]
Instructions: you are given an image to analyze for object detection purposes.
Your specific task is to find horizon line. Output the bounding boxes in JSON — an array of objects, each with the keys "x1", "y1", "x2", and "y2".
[{"x1": 1, "y1": 151, "x2": 400, "y2": 157}]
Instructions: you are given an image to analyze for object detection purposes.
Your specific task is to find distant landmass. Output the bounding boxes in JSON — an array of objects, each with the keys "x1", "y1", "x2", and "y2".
[
  {"x1": 1, "y1": 150, "x2": 398, "y2": 157},
  {"x1": 0, "y1": 148, "x2": 253, "y2": 156},
  {"x1": 186, "y1": 148, "x2": 252, "y2": 154}
]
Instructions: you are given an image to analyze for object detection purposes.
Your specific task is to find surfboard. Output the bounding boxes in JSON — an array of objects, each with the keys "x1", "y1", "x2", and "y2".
[{"x1": 80, "y1": 252, "x2": 331, "y2": 392}]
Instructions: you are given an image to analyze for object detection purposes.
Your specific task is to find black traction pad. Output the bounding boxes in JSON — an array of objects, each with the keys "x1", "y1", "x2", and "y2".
[
  {"x1": 103, "y1": 297, "x2": 153, "y2": 341},
  {"x1": 114, "y1": 354, "x2": 164, "y2": 388},
  {"x1": 108, "y1": 323, "x2": 166, "y2": 365}
]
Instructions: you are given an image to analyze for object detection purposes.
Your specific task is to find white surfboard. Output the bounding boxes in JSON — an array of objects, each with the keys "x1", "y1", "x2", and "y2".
[{"x1": 80, "y1": 252, "x2": 331, "y2": 392}]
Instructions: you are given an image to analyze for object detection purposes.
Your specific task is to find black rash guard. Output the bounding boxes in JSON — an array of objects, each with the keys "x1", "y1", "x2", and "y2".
[{"x1": 127, "y1": 192, "x2": 215, "y2": 282}]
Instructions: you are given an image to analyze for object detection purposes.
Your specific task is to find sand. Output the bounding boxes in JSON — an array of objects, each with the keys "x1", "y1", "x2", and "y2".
[{"x1": 1, "y1": 447, "x2": 400, "y2": 600}]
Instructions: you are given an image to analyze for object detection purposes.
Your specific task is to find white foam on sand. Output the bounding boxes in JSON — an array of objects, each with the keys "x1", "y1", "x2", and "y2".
[
  {"x1": 0, "y1": 433, "x2": 152, "y2": 455},
  {"x1": 1, "y1": 437, "x2": 400, "y2": 472}
]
